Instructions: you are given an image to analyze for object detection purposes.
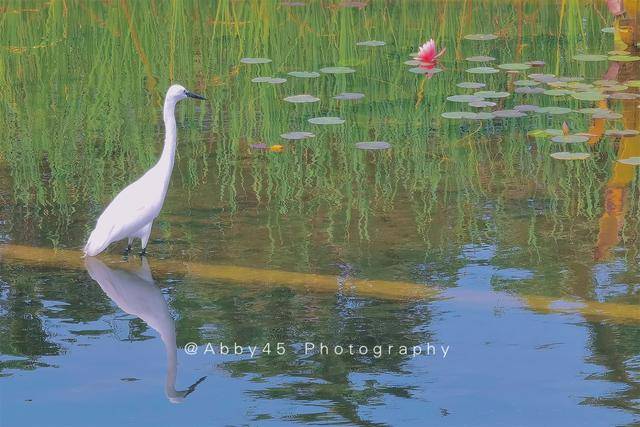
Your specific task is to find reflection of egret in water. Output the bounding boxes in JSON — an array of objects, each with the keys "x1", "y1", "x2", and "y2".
[{"x1": 84, "y1": 257, "x2": 205, "y2": 403}]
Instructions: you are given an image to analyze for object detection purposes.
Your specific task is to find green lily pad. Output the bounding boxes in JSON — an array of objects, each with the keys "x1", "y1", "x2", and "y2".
[
  {"x1": 498, "y1": 63, "x2": 532, "y2": 71},
  {"x1": 409, "y1": 67, "x2": 442, "y2": 74},
  {"x1": 252, "y1": 77, "x2": 287, "y2": 84},
  {"x1": 493, "y1": 109, "x2": 526, "y2": 118},
  {"x1": 617, "y1": 157, "x2": 640, "y2": 165},
  {"x1": 514, "y1": 80, "x2": 540, "y2": 86},
  {"x1": 466, "y1": 66, "x2": 500, "y2": 74},
  {"x1": 551, "y1": 135, "x2": 590, "y2": 143},
  {"x1": 605, "y1": 129, "x2": 640, "y2": 137},
  {"x1": 447, "y1": 94, "x2": 484, "y2": 103},
  {"x1": 602, "y1": 84, "x2": 628, "y2": 92},
  {"x1": 288, "y1": 71, "x2": 320, "y2": 78},
  {"x1": 529, "y1": 73, "x2": 558, "y2": 83},
  {"x1": 308, "y1": 116, "x2": 345, "y2": 125},
  {"x1": 592, "y1": 111, "x2": 623, "y2": 120},
  {"x1": 601, "y1": 27, "x2": 615, "y2": 34},
  {"x1": 537, "y1": 106, "x2": 573, "y2": 115},
  {"x1": 457, "y1": 82, "x2": 487, "y2": 89},
  {"x1": 333, "y1": 92, "x2": 365, "y2": 100},
  {"x1": 544, "y1": 89, "x2": 573, "y2": 96},
  {"x1": 355, "y1": 141, "x2": 391, "y2": 150},
  {"x1": 515, "y1": 87, "x2": 545, "y2": 94},
  {"x1": 404, "y1": 59, "x2": 422, "y2": 66},
  {"x1": 593, "y1": 79, "x2": 619, "y2": 86},
  {"x1": 608, "y1": 50, "x2": 630, "y2": 56},
  {"x1": 550, "y1": 152, "x2": 592, "y2": 160},
  {"x1": 469, "y1": 100, "x2": 496, "y2": 108},
  {"x1": 466, "y1": 55, "x2": 496, "y2": 62},
  {"x1": 528, "y1": 129, "x2": 563, "y2": 138},
  {"x1": 356, "y1": 40, "x2": 385, "y2": 46},
  {"x1": 284, "y1": 94, "x2": 320, "y2": 103},
  {"x1": 571, "y1": 91, "x2": 607, "y2": 101},
  {"x1": 475, "y1": 90, "x2": 510, "y2": 99},
  {"x1": 240, "y1": 57, "x2": 272, "y2": 64},
  {"x1": 572, "y1": 54, "x2": 608, "y2": 62},
  {"x1": 464, "y1": 34, "x2": 498, "y2": 41},
  {"x1": 609, "y1": 55, "x2": 640, "y2": 62},
  {"x1": 625, "y1": 80, "x2": 640, "y2": 87},
  {"x1": 280, "y1": 131, "x2": 315, "y2": 140},
  {"x1": 513, "y1": 104, "x2": 540, "y2": 112},
  {"x1": 320, "y1": 66, "x2": 356, "y2": 74},
  {"x1": 610, "y1": 92, "x2": 640, "y2": 100}
]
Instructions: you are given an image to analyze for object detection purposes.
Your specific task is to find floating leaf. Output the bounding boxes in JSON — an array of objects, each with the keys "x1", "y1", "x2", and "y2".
[
  {"x1": 513, "y1": 104, "x2": 540, "y2": 112},
  {"x1": 605, "y1": 129, "x2": 640, "y2": 137},
  {"x1": 468, "y1": 112, "x2": 495, "y2": 120},
  {"x1": 320, "y1": 66, "x2": 356, "y2": 74},
  {"x1": 466, "y1": 66, "x2": 499, "y2": 74},
  {"x1": 526, "y1": 60, "x2": 546, "y2": 67},
  {"x1": 617, "y1": 157, "x2": 640, "y2": 165},
  {"x1": 537, "y1": 106, "x2": 573, "y2": 115},
  {"x1": 593, "y1": 79, "x2": 619, "y2": 86},
  {"x1": 498, "y1": 63, "x2": 532, "y2": 71},
  {"x1": 280, "y1": 131, "x2": 315, "y2": 140},
  {"x1": 284, "y1": 94, "x2": 320, "y2": 103},
  {"x1": 356, "y1": 40, "x2": 385, "y2": 46},
  {"x1": 464, "y1": 33, "x2": 498, "y2": 41},
  {"x1": 601, "y1": 84, "x2": 628, "y2": 92},
  {"x1": 592, "y1": 111, "x2": 623, "y2": 120},
  {"x1": 465, "y1": 55, "x2": 496, "y2": 62},
  {"x1": 240, "y1": 57, "x2": 272, "y2": 64},
  {"x1": 550, "y1": 152, "x2": 592, "y2": 160},
  {"x1": 514, "y1": 80, "x2": 540, "y2": 86},
  {"x1": 529, "y1": 73, "x2": 559, "y2": 83},
  {"x1": 609, "y1": 55, "x2": 640, "y2": 62},
  {"x1": 608, "y1": 50, "x2": 630, "y2": 56},
  {"x1": 544, "y1": 89, "x2": 573, "y2": 96},
  {"x1": 308, "y1": 116, "x2": 345, "y2": 125},
  {"x1": 572, "y1": 54, "x2": 608, "y2": 62},
  {"x1": 528, "y1": 129, "x2": 563, "y2": 138},
  {"x1": 469, "y1": 100, "x2": 496, "y2": 108},
  {"x1": 441, "y1": 111, "x2": 477, "y2": 119},
  {"x1": 333, "y1": 92, "x2": 365, "y2": 100},
  {"x1": 601, "y1": 27, "x2": 615, "y2": 34},
  {"x1": 493, "y1": 109, "x2": 527, "y2": 118},
  {"x1": 447, "y1": 94, "x2": 484, "y2": 103},
  {"x1": 250, "y1": 143, "x2": 268, "y2": 150},
  {"x1": 355, "y1": 141, "x2": 391, "y2": 150},
  {"x1": 408, "y1": 67, "x2": 442, "y2": 74},
  {"x1": 571, "y1": 91, "x2": 607, "y2": 101},
  {"x1": 551, "y1": 135, "x2": 590, "y2": 143},
  {"x1": 252, "y1": 76, "x2": 287, "y2": 84},
  {"x1": 625, "y1": 80, "x2": 640, "y2": 87},
  {"x1": 515, "y1": 87, "x2": 545, "y2": 94},
  {"x1": 610, "y1": 92, "x2": 640, "y2": 100},
  {"x1": 457, "y1": 81, "x2": 487, "y2": 89},
  {"x1": 475, "y1": 90, "x2": 510, "y2": 99},
  {"x1": 404, "y1": 59, "x2": 422, "y2": 66},
  {"x1": 288, "y1": 71, "x2": 320, "y2": 78}
]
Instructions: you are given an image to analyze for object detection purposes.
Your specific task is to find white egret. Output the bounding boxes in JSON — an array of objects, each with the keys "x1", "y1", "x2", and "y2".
[
  {"x1": 84, "y1": 84, "x2": 205, "y2": 257},
  {"x1": 85, "y1": 257, "x2": 206, "y2": 403}
]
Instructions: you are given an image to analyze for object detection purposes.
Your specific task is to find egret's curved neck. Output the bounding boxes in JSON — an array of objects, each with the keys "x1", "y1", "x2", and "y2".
[{"x1": 159, "y1": 98, "x2": 178, "y2": 169}]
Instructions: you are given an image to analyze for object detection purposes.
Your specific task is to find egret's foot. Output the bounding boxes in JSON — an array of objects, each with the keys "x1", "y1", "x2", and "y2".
[
  {"x1": 139, "y1": 248, "x2": 147, "y2": 257},
  {"x1": 123, "y1": 245, "x2": 132, "y2": 255}
]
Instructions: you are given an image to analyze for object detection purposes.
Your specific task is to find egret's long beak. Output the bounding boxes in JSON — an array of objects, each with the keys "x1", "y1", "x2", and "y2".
[{"x1": 186, "y1": 91, "x2": 206, "y2": 100}]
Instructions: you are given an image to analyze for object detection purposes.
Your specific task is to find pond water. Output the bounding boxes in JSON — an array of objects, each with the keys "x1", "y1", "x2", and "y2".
[{"x1": 1, "y1": 1, "x2": 639, "y2": 426}]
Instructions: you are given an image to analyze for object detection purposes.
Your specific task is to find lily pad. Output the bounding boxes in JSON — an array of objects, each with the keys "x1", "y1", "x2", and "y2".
[
  {"x1": 280, "y1": 131, "x2": 315, "y2": 140},
  {"x1": 288, "y1": 71, "x2": 320, "y2": 78},
  {"x1": 551, "y1": 135, "x2": 590, "y2": 143},
  {"x1": 571, "y1": 91, "x2": 607, "y2": 101},
  {"x1": 355, "y1": 141, "x2": 391, "y2": 150},
  {"x1": 526, "y1": 60, "x2": 546, "y2": 67},
  {"x1": 601, "y1": 84, "x2": 628, "y2": 92},
  {"x1": 605, "y1": 129, "x2": 640, "y2": 137},
  {"x1": 457, "y1": 82, "x2": 487, "y2": 89},
  {"x1": 404, "y1": 59, "x2": 422, "y2": 66},
  {"x1": 441, "y1": 111, "x2": 477, "y2": 119},
  {"x1": 252, "y1": 77, "x2": 287, "y2": 84},
  {"x1": 625, "y1": 80, "x2": 640, "y2": 87},
  {"x1": 617, "y1": 157, "x2": 640, "y2": 165},
  {"x1": 513, "y1": 104, "x2": 540, "y2": 112},
  {"x1": 469, "y1": 100, "x2": 496, "y2": 108},
  {"x1": 493, "y1": 109, "x2": 527, "y2": 118},
  {"x1": 529, "y1": 73, "x2": 558, "y2": 83},
  {"x1": 467, "y1": 112, "x2": 495, "y2": 120},
  {"x1": 464, "y1": 33, "x2": 498, "y2": 41},
  {"x1": 447, "y1": 94, "x2": 484, "y2": 103},
  {"x1": 250, "y1": 143, "x2": 268, "y2": 150},
  {"x1": 573, "y1": 54, "x2": 608, "y2": 62},
  {"x1": 333, "y1": 92, "x2": 365, "y2": 101},
  {"x1": 320, "y1": 66, "x2": 356, "y2": 74},
  {"x1": 593, "y1": 79, "x2": 619, "y2": 86},
  {"x1": 466, "y1": 66, "x2": 500, "y2": 74},
  {"x1": 543, "y1": 89, "x2": 573, "y2": 96},
  {"x1": 515, "y1": 87, "x2": 545, "y2": 94},
  {"x1": 356, "y1": 40, "x2": 385, "y2": 46},
  {"x1": 592, "y1": 111, "x2": 623, "y2": 120},
  {"x1": 537, "y1": 106, "x2": 573, "y2": 115},
  {"x1": 608, "y1": 50, "x2": 630, "y2": 56},
  {"x1": 550, "y1": 152, "x2": 592, "y2": 160},
  {"x1": 474, "y1": 90, "x2": 510, "y2": 99},
  {"x1": 528, "y1": 129, "x2": 563, "y2": 138},
  {"x1": 514, "y1": 80, "x2": 540, "y2": 86},
  {"x1": 601, "y1": 27, "x2": 615, "y2": 34},
  {"x1": 609, "y1": 55, "x2": 640, "y2": 62},
  {"x1": 240, "y1": 57, "x2": 272, "y2": 64},
  {"x1": 284, "y1": 94, "x2": 320, "y2": 103},
  {"x1": 498, "y1": 63, "x2": 532, "y2": 71},
  {"x1": 609, "y1": 92, "x2": 640, "y2": 100},
  {"x1": 308, "y1": 116, "x2": 345, "y2": 125},
  {"x1": 466, "y1": 55, "x2": 496, "y2": 62},
  {"x1": 409, "y1": 67, "x2": 442, "y2": 74}
]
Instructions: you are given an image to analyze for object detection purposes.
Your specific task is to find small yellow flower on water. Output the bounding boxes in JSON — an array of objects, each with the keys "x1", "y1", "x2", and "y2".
[{"x1": 270, "y1": 144, "x2": 284, "y2": 153}]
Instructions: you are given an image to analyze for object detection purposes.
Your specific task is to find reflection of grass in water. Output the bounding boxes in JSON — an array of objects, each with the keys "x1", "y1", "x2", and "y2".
[{"x1": 0, "y1": 0, "x2": 637, "y2": 252}]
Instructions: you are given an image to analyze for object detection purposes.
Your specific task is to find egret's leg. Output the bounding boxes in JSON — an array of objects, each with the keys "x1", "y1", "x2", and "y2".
[
  {"x1": 124, "y1": 238, "x2": 133, "y2": 255},
  {"x1": 139, "y1": 222, "x2": 153, "y2": 256}
]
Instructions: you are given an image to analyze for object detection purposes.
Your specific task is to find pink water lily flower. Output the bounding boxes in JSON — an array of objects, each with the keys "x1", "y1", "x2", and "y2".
[{"x1": 415, "y1": 39, "x2": 446, "y2": 69}]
